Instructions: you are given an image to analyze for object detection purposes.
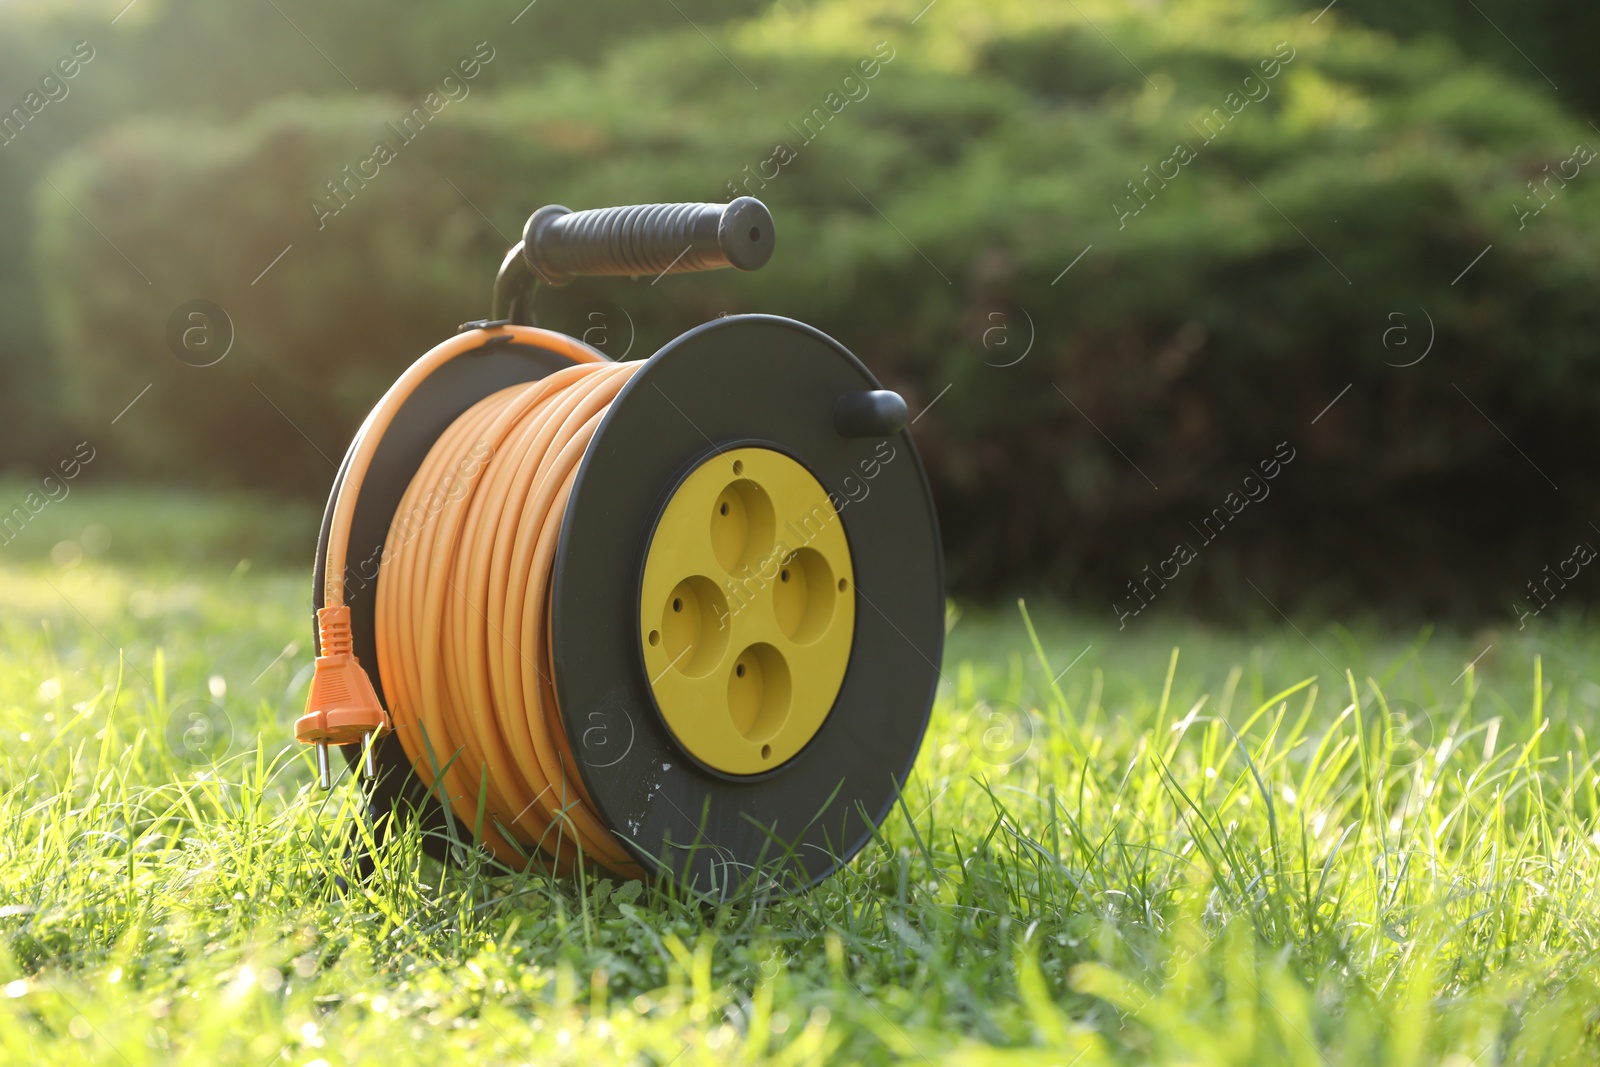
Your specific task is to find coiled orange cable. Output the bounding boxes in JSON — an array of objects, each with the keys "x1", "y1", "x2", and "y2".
[
  {"x1": 314, "y1": 326, "x2": 644, "y2": 876},
  {"x1": 376, "y1": 360, "x2": 644, "y2": 874}
]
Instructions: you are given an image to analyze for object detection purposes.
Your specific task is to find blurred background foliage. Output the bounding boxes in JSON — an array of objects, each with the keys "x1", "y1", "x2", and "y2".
[{"x1": 3, "y1": 0, "x2": 1598, "y2": 619}]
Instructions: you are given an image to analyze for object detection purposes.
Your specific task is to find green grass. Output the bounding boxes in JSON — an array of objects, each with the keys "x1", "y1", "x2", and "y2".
[{"x1": 1, "y1": 487, "x2": 1598, "y2": 1064}]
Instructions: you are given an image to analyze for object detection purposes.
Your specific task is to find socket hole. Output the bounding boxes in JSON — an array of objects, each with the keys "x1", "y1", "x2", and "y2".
[
  {"x1": 710, "y1": 477, "x2": 775, "y2": 573},
  {"x1": 727, "y1": 643, "x2": 790, "y2": 743},
  {"x1": 773, "y1": 547, "x2": 837, "y2": 645},
  {"x1": 660, "y1": 578, "x2": 729, "y2": 678}
]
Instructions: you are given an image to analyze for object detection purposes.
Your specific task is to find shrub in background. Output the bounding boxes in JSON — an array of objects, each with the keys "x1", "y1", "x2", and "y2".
[{"x1": 29, "y1": 0, "x2": 1600, "y2": 616}]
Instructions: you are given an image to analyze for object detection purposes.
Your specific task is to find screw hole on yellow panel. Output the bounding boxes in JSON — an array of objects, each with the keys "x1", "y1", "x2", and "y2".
[
  {"x1": 648, "y1": 630, "x2": 660, "y2": 646},
  {"x1": 761, "y1": 744, "x2": 771, "y2": 759},
  {"x1": 838, "y1": 578, "x2": 848, "y2": 592},
  {"x1": 672, "y1": 598, "x2": 683, "y2": 612},
  {"x1": 732, "y1": 460, "x2": 744, "y2": 475}
]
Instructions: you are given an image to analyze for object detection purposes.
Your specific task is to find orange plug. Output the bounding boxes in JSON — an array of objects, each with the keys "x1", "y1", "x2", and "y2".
[{"x1": 295, "y1": 604, "x2": 389, "y2": 787}]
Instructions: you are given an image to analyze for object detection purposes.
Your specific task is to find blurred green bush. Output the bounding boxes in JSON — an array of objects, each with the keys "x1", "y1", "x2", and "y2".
[{"x1": 14, "y1": 0, "x2": 1600, "y2": 612}]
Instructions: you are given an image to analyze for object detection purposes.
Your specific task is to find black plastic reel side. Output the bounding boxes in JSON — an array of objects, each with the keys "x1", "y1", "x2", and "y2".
[
  {"x1": 552, "y1": 315, "x2": 944, "y2": 899},
  {"x1": 311, "y1": 336, "x2": 597, "y2": 864}
]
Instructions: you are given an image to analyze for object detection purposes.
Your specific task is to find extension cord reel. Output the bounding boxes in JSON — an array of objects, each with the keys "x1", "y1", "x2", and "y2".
[{"x1": 295, "y1": 197, "x2": 943, "y2": 897}]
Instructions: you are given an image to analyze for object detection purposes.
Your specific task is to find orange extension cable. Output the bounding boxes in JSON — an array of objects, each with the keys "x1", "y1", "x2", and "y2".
[{"x1": 299, "y1": 326, "x2": 643, "y2": 877}]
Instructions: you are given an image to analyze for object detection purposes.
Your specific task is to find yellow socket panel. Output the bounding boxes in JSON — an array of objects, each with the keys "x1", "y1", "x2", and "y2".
[{"x1": 639, "y1": 447, "x2": 855, "y2": 775}]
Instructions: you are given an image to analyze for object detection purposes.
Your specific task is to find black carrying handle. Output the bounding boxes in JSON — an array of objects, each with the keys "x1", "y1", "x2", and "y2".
[
  {"x1": 488, "y1": 197, "x2": 774, "y2": 325},
  {"x1": 527, "y1": 197, "x2": 774, "y2": 284}
]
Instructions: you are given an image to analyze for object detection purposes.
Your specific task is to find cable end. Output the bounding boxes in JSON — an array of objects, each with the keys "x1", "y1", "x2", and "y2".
[{"x1": 295, "y1": 606, "x2": 389, "y2": 787}]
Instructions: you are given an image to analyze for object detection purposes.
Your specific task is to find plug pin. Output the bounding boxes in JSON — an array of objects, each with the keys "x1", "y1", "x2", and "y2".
[
  {"x1": 363, "y1": 734, "x2": 377, "y2": 780},
  {"x1": 316, "y1": 742, "x2": 331, "y2": 790}
]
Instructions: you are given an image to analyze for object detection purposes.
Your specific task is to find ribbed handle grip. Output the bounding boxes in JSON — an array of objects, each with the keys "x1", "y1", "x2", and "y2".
[{"x1": 523, "y1": 197, "x2": 774, "y2": 285}]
